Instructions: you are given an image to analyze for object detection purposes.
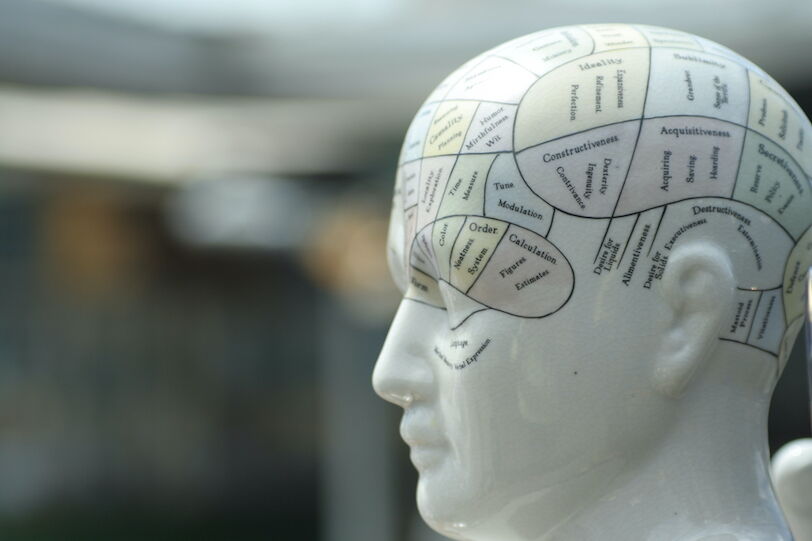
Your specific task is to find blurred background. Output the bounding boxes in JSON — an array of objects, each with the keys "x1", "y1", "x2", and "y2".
[{"x1": 0, "y1": 0, "x2": 809, "y2": 539}]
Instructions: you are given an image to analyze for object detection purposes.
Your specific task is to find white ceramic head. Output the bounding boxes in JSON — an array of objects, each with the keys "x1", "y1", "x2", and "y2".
[
  {"x1": 773, "y1": 438, "x2": 812, "y2": 541},
  {"x1": 373, "y1": 24, "x2": 812, "y2": 540}
]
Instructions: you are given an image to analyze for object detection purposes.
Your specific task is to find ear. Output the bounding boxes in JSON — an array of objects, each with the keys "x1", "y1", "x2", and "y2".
[{"x1": 654, "y1": 241, "x2": 735, "y2": 398}]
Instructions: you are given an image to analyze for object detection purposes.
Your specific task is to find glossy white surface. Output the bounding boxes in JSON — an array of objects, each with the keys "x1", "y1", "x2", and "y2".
[
  {"x1": 374, "y1": 24, "x2": 812, "y2": 540},
  {"x1": 773, "y1": 439, "x2": 812, "y2": 541}
]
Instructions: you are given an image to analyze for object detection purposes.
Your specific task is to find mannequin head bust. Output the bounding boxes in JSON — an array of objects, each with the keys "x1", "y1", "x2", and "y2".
[{"x1": 373, "y1": 24, "x2": 812, "y2": 541}]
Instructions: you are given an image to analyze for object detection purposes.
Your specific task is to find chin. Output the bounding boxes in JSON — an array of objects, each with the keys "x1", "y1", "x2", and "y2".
[
  {"x1": 414, "y1": 467, "x2": 487, "y2": 541},
  {"x1": 413, "y1": 449, "x2": 630, "y2": 541}
]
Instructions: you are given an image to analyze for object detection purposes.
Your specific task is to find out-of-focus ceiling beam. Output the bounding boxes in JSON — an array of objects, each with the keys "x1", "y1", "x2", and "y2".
[{"x1": 0, "y1": 87, "x2": 414, "y2": 182}]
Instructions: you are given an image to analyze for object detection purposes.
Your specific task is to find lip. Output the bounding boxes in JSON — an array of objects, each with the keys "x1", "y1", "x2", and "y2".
[
  {"x1": 399, "y1": 408, "x2": 446, "y2": 446},
  {"x1": 399, "y1": 408, "x2": 447, "y2": 469},
  {"x1": 409, "y1": 445, "x2": 446, "y2": 470}
]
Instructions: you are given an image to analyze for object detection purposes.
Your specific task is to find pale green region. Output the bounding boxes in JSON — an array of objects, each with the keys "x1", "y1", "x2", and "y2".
[
  {"x1": 437, "y1": 154, "x2": 496, "y2": 219},
  {"x1": 782, "y1": 225, "x2": 812, "y2": 323},
  {"x1": 405, "y1": 267, "x2": 444, "y2": 308},
  {"x1": 449, "y1": 217, "x2": 507, "y2": 293},
  {"x1": 514, "y1": 48, "x2": 649, "y2": 151},
  {"x1": 732, "y1": 133, "x2": 812, "y2": 239},
  {"x1": 423, "y1": 100, "x2": 479, "y2": 158},
  {"x1": 432, "y1": 216, "x2": 466, "y2": 282},
  {"x1": 746, "y1": 72, "x2": 812, "y2": 176}
]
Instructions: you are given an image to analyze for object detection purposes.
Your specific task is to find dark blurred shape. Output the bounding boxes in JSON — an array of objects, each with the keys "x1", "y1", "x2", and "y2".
[{"x1": 0, "y1": 175, "x2": 322, "y2": 539}]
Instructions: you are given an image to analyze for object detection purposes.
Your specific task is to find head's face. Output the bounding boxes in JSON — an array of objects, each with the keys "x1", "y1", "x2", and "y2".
[
  {"x1": 373, "y1": 23, "x2": 812, "y2": 539},
  {"x1": 375, "y1": 221, "x2": 676, "y2": 538}
]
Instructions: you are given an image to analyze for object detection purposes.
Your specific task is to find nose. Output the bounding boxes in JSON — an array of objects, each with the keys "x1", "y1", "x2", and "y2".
[{"x1": 372, "y1": 299, "x2": 437, "y2": 408}]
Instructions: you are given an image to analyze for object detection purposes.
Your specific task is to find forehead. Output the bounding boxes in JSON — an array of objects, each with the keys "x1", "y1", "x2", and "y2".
[{"x1": 388, "y1": 23, "x2": 812, "y2": 343}]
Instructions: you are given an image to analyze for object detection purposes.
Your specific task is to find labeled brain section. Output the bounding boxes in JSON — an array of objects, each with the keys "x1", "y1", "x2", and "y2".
[
  {"x1": 409, "y1": 216, "x2": 573, "y2": 321},
  {"x1": 390, "y1": 23, "x2": 812, "y2": 362}
]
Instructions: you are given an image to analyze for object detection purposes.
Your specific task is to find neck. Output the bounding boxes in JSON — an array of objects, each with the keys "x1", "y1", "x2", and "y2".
[
  {"x1": 477, "y1": 343, "x2": 792, "y2": 541},
  {"x1": 548, "y1": 389, "x2": 787, "y2": 540}
]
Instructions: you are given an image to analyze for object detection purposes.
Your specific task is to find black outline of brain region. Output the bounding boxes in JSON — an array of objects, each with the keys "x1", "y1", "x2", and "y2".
[{"x1": 394, "y1": 23, "x2": 812, "y2": 352}]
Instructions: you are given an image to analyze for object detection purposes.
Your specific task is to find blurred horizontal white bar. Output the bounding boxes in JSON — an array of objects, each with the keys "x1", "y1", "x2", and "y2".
[{"x1": 0, "y1": 86, "x2": 416, "y2": 182}]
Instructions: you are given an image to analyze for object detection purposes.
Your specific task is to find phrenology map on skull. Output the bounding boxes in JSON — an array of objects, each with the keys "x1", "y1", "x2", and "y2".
[{"x1": 389, "y1": 24, "x2": 812, "y2": 365}]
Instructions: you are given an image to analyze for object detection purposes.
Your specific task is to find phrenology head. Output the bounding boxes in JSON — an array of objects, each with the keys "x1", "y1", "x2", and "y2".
[{"x1": 373, "y1": 24, "x2": 812, "y2": 539}]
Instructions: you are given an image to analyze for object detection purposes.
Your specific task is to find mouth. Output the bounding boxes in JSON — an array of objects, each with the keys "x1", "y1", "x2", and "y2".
[
  {"x1": 399, "y1": 409, "x2": 447, "y2": 470},
  {"x1": 408, "y1": 445, "x2": 446, "y2": 470}
]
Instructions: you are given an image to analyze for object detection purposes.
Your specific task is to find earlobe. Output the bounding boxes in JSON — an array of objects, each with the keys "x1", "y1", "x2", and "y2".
[{"x1": 653, "y1": 242, "x2": 736, "y2": 398}]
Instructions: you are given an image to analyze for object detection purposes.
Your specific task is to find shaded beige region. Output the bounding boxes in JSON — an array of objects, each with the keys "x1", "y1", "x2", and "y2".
[
  {"x1": 437, "y1": 153, "x2": 496, "y2": 218},
  {"x1": 515, "y1": 47, "x2": 649, "y2": 151},
  {"x1": 747, "y1": 72, "x2": 812, "y2": 175},
  {"x1": 516, "y1": 121, "x2": 639, "y2": 217},
  {"x1": 432, "y1": 216, "x2": 466, "y2": 282},
  {"x1": 423, "y1": 101, "x2": 478, "y2": 158},
  {"x1": 782, "y1": 225, "x2": 812, "y2": 323},
  {"x1": 405, "y1": 267, "x2": 443, "y2": 308},
  {"x1": 615, "y1": 117, "x2": 743, "y2": 216},
  {"x1": 467, "y1": 224, "x2": 573, "y2": 317},
  {"x1": 733, "y1": 132, "x2": 812, "y2": 239},
  {"x1": 449, "y1": 217, "x2": 507, "y2": 292}
]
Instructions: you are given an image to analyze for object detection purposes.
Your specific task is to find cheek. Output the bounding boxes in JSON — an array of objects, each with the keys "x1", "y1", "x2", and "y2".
[
  {"x1": 512, "y1": 319, "x2": 677, "y2": 469},
  {"x1": 430, "y1": 330, "x2": 556, "y2": 496},
  {"x1": 437, "y1": 315, "x2": 675, "y2": 486}
]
